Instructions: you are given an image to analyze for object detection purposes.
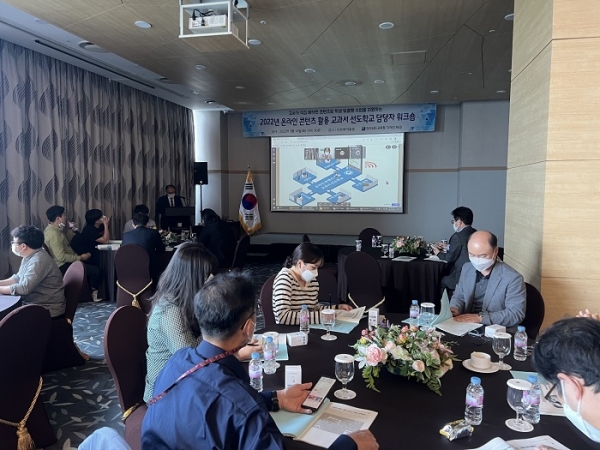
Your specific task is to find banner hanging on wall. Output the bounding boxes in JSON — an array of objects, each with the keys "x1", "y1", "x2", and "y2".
[{"x1": 242, "y1": 103, "x2": 436, "y2": 137}]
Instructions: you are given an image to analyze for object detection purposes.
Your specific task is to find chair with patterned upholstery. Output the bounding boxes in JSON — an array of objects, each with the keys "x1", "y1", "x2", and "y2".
[
  {"x1": 0, "y1": 305, "x2": 56, "y2": 448},
  {"x1": 104, "y1": 306, "x2": 148, "y2": 450},
  {"x1": 344, "y1": 251, "x2": 385, "y2": 310},
  {"x1": 115, "y1": 244, "x2": 155, "y2": 313}
]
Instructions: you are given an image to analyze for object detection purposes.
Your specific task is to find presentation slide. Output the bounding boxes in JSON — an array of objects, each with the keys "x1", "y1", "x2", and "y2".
[{"x1": 270, "y1": 133, "x2": 404, "y2": 213}]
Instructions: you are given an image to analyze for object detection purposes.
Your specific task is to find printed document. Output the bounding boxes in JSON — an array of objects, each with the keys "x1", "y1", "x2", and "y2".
[{"x1": 467, "y1": 435, "x2": 569, "y2": 450}]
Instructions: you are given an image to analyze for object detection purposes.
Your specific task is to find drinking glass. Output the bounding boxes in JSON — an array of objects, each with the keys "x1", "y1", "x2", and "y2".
[
  {"x1": 263, "y1": 332, "x2": 280, "y2": 369},
  {"x1": 506, "y1": 379, "x2": 534, "y2": 432},
  {"x1": 420, "y1": 302, "x2": 435, "y2": 329},
  {"x1": 381, "y1": 244, "x2": 390, "y2": 258},
  {"x1": 334, "y1": 354, "x2": 356, "y2": 400},
  {"x1": 493, "y1": 332, "x2": 512, "y2": 370},
  {"x1": 321, "y1": 309, "x2": 337, "y2": 341}
]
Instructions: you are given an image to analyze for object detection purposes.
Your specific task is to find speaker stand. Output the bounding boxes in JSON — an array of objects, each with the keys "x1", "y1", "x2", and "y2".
[{"x1": 198, "y1": 182, "x2": 203, "y2": 218}]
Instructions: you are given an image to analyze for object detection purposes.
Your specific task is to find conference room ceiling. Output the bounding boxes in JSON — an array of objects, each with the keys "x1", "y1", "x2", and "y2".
[{"x1": 0, "y1": 0, "x2": 514, "y2": 111}]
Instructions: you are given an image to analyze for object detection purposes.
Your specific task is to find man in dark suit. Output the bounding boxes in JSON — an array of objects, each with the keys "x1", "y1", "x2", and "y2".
[
  {"x1": 432, "y1": 206, "x2": 476, "y2": 291},
  {"x1": 122, "y1": 212, "x2": 165, "y2": 281},
  {"x1": 155, "y1": 184, "x2": 184, "y2": 230}
]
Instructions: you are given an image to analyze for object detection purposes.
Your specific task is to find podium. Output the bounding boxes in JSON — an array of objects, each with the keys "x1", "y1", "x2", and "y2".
[{"x1": 164, "y1": 207, "x2": 195, "y2": 231}]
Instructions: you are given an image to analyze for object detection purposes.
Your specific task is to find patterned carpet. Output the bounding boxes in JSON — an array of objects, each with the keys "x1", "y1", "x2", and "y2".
[{"x1": 42, "y1": 262, "x2": 283, "y2": 449}]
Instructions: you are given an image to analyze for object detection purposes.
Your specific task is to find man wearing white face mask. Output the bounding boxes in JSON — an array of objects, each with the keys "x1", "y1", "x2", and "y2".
[
  {"x1": 449, "y1": 230, "x2": 526, "y2": 330},
  {"x1": 533, "y1": 318, "x2": 600, "y2": 445},
  {"x1": 155, "y1": 184, "x2": 184, "y2": 230}
]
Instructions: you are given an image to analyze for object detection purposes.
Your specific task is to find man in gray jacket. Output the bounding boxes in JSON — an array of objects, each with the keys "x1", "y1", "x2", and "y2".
[{"x1": 450, "y1": 230, "x2": 526, "y2": 330}]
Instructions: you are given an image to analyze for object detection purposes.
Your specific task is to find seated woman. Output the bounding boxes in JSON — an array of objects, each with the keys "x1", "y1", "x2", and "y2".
[
  {"x1": 143, "y1": 242, "x2": 258, "y2": 402},
  {"x1": 273, "y1": 243, "x2": 351, "y2": 325},
  {"x1": 198, "y1": 208, "x2": 236, "y2": 268}
]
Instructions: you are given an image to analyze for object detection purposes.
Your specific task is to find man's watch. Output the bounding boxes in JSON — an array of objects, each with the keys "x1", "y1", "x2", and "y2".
[{"x1": 271, "y1": 391, "x2": 280, "y2": 412}]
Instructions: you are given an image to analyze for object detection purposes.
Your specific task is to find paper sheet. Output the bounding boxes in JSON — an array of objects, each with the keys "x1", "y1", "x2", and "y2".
[
  {"x1": 271, "y1": 399, "x2": 331, "y2": 437},
  {"x1": 310, "y1": 307, "x2": 365, "y2": 334},
  {"x1": 467, "y1": 435, "x2": 570, "y2": 450},
  {"x1": 402, "y1": 291, "x2": 452, "y2": 327},
  {"x1": 434, "y1": 317, "x2": 483, "y2": 336},
  {"x1": 424, "y1": 255, "x2": 446, "y2": 263},
  {"x1": 392, "y1": 256, "x2": 416, "y2": 262}
]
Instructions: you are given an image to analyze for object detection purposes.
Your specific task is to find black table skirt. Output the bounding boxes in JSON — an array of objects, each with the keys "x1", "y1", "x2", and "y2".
[
  {"x1": 337, "y1": 247, "x2": 446, "y2": 314},
  {"x1": 262, "y1": 314, "x2": 595, "y2": 450}
]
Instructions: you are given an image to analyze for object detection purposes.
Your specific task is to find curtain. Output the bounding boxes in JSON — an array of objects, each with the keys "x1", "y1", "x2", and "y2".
[{"x1": 0, "y1": 39, "x2": 194, "y2": 277}]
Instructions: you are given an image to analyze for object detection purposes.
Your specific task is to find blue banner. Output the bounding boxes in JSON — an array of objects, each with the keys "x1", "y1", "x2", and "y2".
[{"x1": 242, "y1": 104, "x2": 436, "y2": 137}]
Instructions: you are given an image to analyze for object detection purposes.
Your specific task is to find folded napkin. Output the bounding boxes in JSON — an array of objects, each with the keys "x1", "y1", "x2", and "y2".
[
  {"x1": 392, "y1": 256, "x2": 416, "y2": 262},
  {"x1": 424, "y1": 255, "x2": 446, "y2": 263}
]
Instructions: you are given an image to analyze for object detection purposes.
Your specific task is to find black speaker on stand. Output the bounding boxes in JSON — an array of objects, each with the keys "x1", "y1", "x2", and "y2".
[{"x1": 194, "y1": 162, "x2": 208, "y2": 219}]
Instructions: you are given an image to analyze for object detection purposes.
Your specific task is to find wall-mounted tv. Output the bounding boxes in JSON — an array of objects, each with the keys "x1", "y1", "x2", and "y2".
[{"x1": 270, "y1": 133, "x2": 404, "y2": 213}]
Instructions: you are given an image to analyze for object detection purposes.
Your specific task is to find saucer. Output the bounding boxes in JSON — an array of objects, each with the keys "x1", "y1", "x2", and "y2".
[{"x1": 462, "y1": 359, "x2": 499, "y2": 374}]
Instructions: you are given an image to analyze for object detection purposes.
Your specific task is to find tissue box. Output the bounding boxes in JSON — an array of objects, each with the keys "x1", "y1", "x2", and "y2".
[
  {"x1": 485, "y1": 324, "x2": 506, "y2": 337},
  {"x1": 287, "y1": 332, "x2": 308, "y2": 346}
]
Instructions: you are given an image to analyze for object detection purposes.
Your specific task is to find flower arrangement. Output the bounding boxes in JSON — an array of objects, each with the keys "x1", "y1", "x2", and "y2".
[
  {"x1": 390, "y1": 236, "x2": 428, "y2": 256},
  {"x1": 159, "y1": 230, "x2": 180, "y2": 246},
  {"x1": 352, "y1": 323, "x2": 459, "y2": 396}
]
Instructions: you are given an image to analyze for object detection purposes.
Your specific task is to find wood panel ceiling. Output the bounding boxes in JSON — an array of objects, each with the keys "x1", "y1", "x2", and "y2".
[{"x1": 3, "y1": 0, "x2": 514, "y2": 111}]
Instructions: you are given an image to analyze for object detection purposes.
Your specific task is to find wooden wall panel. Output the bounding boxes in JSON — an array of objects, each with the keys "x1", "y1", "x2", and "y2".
[
  {"x1": 541, "y1": 278, "x2": 600, "y2": 328},
  {"x1": 511, "y1": 0, "x2": 553, "y2": 77},
  {"x1": 553, "y1": 0, "x2": 600, "y2": 39}
]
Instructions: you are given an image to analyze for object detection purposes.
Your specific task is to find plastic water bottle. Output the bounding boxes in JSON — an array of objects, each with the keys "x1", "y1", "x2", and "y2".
[
  {"x1": 409, "y1": 300, "x2": 420, "y2": 324},
  {"x1": 514, "y1": 326, "x2": 528, "y2": 361},
  {"x1": 524, "y1": 374, "x2": 541, "y2": 424},
  {"x1": 249, "y1": 352, "x2": 263, "y2": 392},
  {"x1": 299, "y1": 304, "x2": 310, "y2": 334},
  {"x1": 464, "y1": 377, "x2": 484, "y2": 425},
  {"x1": 263, "y1": 337, "x2": 277, "y2": 375}
]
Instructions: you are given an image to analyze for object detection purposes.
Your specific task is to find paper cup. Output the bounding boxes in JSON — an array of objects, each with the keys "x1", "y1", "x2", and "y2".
[{"x1": 470, "y1": 352, "x2": 492, "y2": 370}]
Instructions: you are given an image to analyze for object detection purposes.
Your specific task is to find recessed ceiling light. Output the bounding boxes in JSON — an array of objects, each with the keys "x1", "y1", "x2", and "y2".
[
  {"x1": 467, "y1": 72, "x2": 473, "y2": 75},
  {"x1": 430, "y1": 90, "x2": 439, "y2": 94},
  {"x1": 344, "y1": 81, "x2": 357, "y2": 86},
  {"x1": 77, "y1": 41, "x2": 108, "y2": 53},
  {"x1": 260, "y1": 20, "x2": 267, "y2": 25},
  {"x1": 304, "y1": 68, "x2": 316, "y2": 73},
  {"x1": 496, "y1": 90, "x2": 507, "y2": 94},
  {"x1": 158, "y1": 77, "x2": 176, "y2": 84},
  {"x1": 248, "y1": 39, "x2": 262, "y2": 46},
  {"x1": 267, "y1": 102, "x2": 275, "y2": 105},
  {"x1": 508, "y1": 69, "x2": 512, "y2": 73},
  {"x1": 235, "y1": 86, "x2": 245, "y2": 89},
  {"x1": 191, "y1": 91, "x2": 200, "y2": 95},
  {"x1": 205, "y1": 100, "x2": 217, "y2": 105},
  {"x1": 235, "y1": 101, "x2": 249, "y2": 105},
  {"x1": 379, "y1": 22, "x2": 394, "y2": 30},
  {"x1": 505, "y1": 13, "x2": 514, "y2": 21},
  {"x1": 135, "y1": 21, "x2": 152, "y2": 29},
  {"x1": 34, "y1": 19, "x2": 48, "y2": 25},
  {"x1": 195, "y1": 64, "x2": 207, "y2": 70},
  {"x1": 374, "y1": 79, "x2": 385, "y2": 84},
  {"x1": 489, "y1": 29, "x2": 496, "y2": 33}
]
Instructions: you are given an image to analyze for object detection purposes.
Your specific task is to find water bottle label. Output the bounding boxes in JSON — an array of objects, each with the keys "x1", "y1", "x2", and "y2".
[
  {"x1": 524, "y1": 391, "x2": 540, "y2": 406},
  {"x1": 249, "y1": 367, "x2": 262, "y2": 379},
  {"x1": 466, "y1": 392, "x2": 483, "y2": 407},
  {"x1": 515, "y1": 337, "x2": 527, "y2": 348},
  {"x1": 265, "y1": 350, "x2": 276, "y2": 360},
  {"x1": 409, "y1": 309, "x2": 419, "y2": 319},
  {"x1": 300, "y1": 316, "x2": 309, "y2": 324}
]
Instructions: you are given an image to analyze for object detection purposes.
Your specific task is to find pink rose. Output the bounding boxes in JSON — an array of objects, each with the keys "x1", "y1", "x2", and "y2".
[
  {"x1": 361, "y1": 329, "x2": 368, "y2": 336},
  {"x1": 384, "y1": 341, "x2": 396, "y2": 352},
  {"x1": 412, "y1": 360, "x2": 425, "y2": 372},
  {"x1": 365, "y1": 344, "x2": 387, "y2": 366}
]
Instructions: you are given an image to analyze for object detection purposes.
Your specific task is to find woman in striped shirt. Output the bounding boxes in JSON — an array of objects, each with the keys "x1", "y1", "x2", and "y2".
[{"x1": 273, "y1": 243, "x2": 351, "y2": 325}]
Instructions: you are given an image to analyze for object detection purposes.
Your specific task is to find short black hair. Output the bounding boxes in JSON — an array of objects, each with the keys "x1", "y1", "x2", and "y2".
[
  {"x1": 201, "y1": 208, "x2": 221, "y2": 224},
  {"x1": 85, "y1": 209, "x2": 103, "y2": 226},
  {"x1": 451, "y1": 206, "x2": 473, "y2": 225},
  {"x1": 133, "y1": 204, "x2": 149, "y2": 215},
  {"x1": 132, "y1": 212, "x2": 150, "y2": 226},
  {"x1": 194, "y1": 271, "x2": 255, "y2": 340},
  {"x1": 11, "y1": 225, "x2": 44, "y2": 249},
  {"x1": 165, "y1": 185, "x2": 176, "y2": 191},
  {"x1": 46, "y1": 205, "x2": 65, "y2": 222},
  {"x1": 533, "y1": 317, "x2": 600, "y2": 393}
]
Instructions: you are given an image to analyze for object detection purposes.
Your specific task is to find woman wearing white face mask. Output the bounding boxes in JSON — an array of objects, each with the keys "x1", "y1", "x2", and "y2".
[
  {"x1": 272, "y1": 243, "x2": 352, "y2": 325},
  {"x1": 533, "y1": 318, "x2": 600, "y2": 445}
]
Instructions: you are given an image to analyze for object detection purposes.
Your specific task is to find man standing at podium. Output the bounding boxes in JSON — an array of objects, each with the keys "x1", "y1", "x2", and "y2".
[{"x1": 156, "y1": 184, "x2": 184, "y2": 230}]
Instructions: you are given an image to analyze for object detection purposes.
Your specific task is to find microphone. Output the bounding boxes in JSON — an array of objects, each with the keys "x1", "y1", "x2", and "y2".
[{"x1": 179, "y1": 196, "x2": 187, "y2": 200}]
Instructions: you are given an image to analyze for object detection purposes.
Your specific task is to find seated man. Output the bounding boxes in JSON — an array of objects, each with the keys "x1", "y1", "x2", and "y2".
[
  {"x1": 533, "y1": 318, "x2": 600, "y2": 444},
  {"x1": 450, "y1": 230, "x2": 525, "y2": 330},
  {"x1": 0, "y1": 225, "x2": 65, "y2": 318},
  {"x1": 44, "y1": 205, "x2": 102, "y2": 301},
  {"x1": 123, "y1": 204, "x2": 156, "y2": 234},
  {"x1": 122, "y1": 212, "x2": 165, "y2": 281},
  {"x1": 431, "y1": 206, "x2": 476, "y2": 291},
  {"x1": 142, "y1": 271, "x2": 378, "y2": 450}
]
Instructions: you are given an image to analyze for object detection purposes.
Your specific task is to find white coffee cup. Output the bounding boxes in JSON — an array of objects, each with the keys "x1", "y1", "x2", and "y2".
[{"x1": 470, "y1": 351, "x2": 492, "y2": 370}]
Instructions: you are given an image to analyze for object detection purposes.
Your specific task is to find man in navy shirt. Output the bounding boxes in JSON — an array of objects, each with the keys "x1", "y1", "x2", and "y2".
[{"x1": 142, "y1": 271, "x2": 378, "y2": 450}]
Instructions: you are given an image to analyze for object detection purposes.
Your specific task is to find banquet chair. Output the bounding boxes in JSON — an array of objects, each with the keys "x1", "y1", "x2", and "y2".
[
  {"x1": 344, "y1": 252, "x2": 385, "y2": 310},
  {"x1": 43, "y1": 261, "x2": 89, "y2": 373},
  {"x1": 520, "y1": 283, "x2": 545, "y2": 339},
  {"x1": 0, "y1": 305, "x2": 56, "y2": 448},
  {"x1": 115, "y1": 244, "x2": 155, "y2": 314},
  {"x1": 259, "y1": 275, "x2": 277, "y2": 327},
  {"x1": 358, "y1": 228, "x2": 381, "y2": 247},
  {"x1": 302, "y1": 234, "x2": 310, "y2": 243},
  {"x1": 104, "y1": 306, "x2": 148, "y2": 450},
  {"x1": 318, "y1": 271, "x2": 340, "y2": 306}
]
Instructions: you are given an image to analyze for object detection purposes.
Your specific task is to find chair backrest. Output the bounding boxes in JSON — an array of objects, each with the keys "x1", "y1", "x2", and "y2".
[
  {"x1": 104, "y1": 306, "x2": 148, "y2": 414},
  {"x1": 521, "y1": 283, "x2": 545, "y2": 338},
  {"x1": 344, "y1": 252, "x2": 383, "y2": 309},
  {"x1": 317, "y1": 270, "x2": 339, "y2": 305},
  {"x1": 115, "y1": 244, "x2": 154, "y2": 313},
  {"x1": 0, "y1": 305, "x2": 55, "y2": 448},
  {"x1": 358, "y1": 228, "x2": 381, "y2": 247},
  {"x1": 302, "y1": 234, "x2": 311, "y2": 243},
  {"x1": 230, "y1": 234, "x2": 251, "y2": 270},
  {"x1": 63, "y1": 261, "x2": 86, "y2": 322},
  {"x1": 259, "y1": 275, "x2": 277, "y2": 328}
]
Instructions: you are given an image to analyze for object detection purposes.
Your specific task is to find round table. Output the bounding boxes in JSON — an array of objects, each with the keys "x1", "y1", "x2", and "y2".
[
  {"x1": 0, "y1": 295, "x2": 21, "y2": 322},
  {"x1": 337, "y1": 247, "x2": 446, "y2": 314},
  {"x1": 262, "y1": 314, "x2": 591, "y2": 450}
]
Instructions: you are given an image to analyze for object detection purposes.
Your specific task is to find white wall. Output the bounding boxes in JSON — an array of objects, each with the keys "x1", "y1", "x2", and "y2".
[{"x1": 218, "y1": 101, "x2": 509, "y2": 245}]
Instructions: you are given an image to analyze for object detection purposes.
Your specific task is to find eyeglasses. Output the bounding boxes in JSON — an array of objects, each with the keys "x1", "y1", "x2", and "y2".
[
  {"x1": 451, "y1": 219, "x2": 460, "y2": 224},
  {"x1": 544, "y1": 383, "x2": 563, "y2": 409},
  {"x1": 11, "y1": 241, "x2": 23, "y2": 246}
]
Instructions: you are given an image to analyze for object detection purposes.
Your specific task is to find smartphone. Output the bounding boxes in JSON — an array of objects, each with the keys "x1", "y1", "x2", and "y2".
[{"x1": 301, "y1": 377, "x2": 336, "y2": 411}]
